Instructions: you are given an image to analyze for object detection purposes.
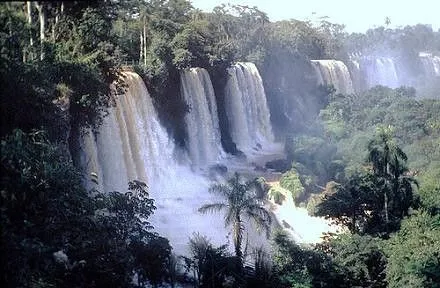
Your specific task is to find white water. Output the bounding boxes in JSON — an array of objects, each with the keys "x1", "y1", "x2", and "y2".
[
  {"x1": 80, "y1": 71, "x2": 228, "y2": 254},
  {"x1": 358, "y1": 56, "x2": 400, "y2": 89},
  {"x1": 268, "y1": 183, "x2": 340, "y2": 243},
  {"x1": 311, "y1": 60, "x2": 354, "y2": 94},
  {"x1": 348, "y1": 59, "x2": 362, "y2": 93},
  {"x1": 180, "y1": 68, "x2": 224, "y2": 167},
  {"x1": 80, "y1": 70, "x2": 336, "y2": 255},
  {"x1": 224, "y1": 62, "x2": 275, "y2": 155},
  {"x1": 420, "y1": 52, "x2": 440, "y2": 77}
]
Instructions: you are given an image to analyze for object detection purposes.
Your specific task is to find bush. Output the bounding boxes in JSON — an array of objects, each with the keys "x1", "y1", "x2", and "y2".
[
  {"x1": 270, "y1": 188, "x2": 286, "y2": 205},
  {"x1": 279, "y1": 169, "x2": 306, "y2": 204}
]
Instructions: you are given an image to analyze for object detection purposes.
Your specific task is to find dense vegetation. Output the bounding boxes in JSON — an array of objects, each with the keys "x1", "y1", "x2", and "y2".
[{"x1": 1, "y1": 0, "x2": 439, "y2": 287}]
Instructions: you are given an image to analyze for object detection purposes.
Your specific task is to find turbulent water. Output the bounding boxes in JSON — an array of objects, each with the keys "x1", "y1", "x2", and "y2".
[
  {"x1": 311, "y1": 60, "x2": 354, "y2": 94},
  {"x1": 180, "y1": 68, "x2": 224, "y2": 167},
  {"x1": 224, "y1": 62, "x2": 274, "y2": 154},
  {"x1": 80, "y1": 69, "x2": 337, "y2": 255},
  {"x1": 80, "y1": 71, "x2": 227, "y2": 254}
]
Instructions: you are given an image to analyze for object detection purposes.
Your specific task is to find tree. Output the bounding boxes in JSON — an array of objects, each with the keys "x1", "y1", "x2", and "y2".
[
  {"x1": 183, "y1": 233, "x2": 234, "y2": 288},
  {"x1": 367, "y1": 126, "x2": 417, "y2": 233},
  {"x1": 384, "y1": 211, "x2": 440, "y2": 288},
  {"x1": 272, "y1": 230, "x2": 346, "y2": 288},
  {"x1": 198, "y1": 173, "x2": 272, "y2": 271},
  {"x1": 0, "y1": 129, "x2": 167, "y2": 287},
  {"x1": 314, "y1": 173, "x2": 381, "y2": 234},
  {"x1": 321, "y1": 233, "x2": 387, "y2": 288},
  {"x1": 132, "y1": 236, "x2": 173, "y2": 288}
]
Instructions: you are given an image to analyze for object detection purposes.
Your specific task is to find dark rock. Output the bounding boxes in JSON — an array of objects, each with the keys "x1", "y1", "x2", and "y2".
[
  {"x1": 265, "y1": 159, "x2": 291, "y2": 172},
  {"x1": 208, "y1": 164, "x2": 228, "y2": 176}
]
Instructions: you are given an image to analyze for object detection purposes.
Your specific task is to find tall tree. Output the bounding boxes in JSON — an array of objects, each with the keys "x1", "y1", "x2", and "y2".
[
  {"x1": 26, "y1": 1, "x2": 34, "y2": 61},
  {"x1": 198, "y1": 173, "x2": 272, "y2": 271},
  {"x1": 34, "y1": 1, "x2": 46, "y2": 60},
  {"x1": 367, "y1": 126, "x2": 416, "y2": 233}
]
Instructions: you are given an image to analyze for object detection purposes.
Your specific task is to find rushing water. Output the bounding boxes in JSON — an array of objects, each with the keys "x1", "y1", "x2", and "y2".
[
  {"x1": 180, "y1": 68, "x2": 224, "y2": 167},
  {"x1": 224, "y1": 62, "x2": 275, "y2": 154},
  {"x1": 359, "y1": 56, "x2": 400, "y2": 89},
  {"x1": 80, "y1": 71, "x2": 227, "y2": 254},
  {"x1": 311, "y1": 60, "x2": 354, "y2": 94},
  {"x1": 80, "y1": 69, "x2": 336, "y2": 255},
  {"x1": 420, "y1": 52, "x2": 440, "y2": 77}
]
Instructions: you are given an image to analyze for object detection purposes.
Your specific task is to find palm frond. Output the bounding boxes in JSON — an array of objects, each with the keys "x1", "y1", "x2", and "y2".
[
  {"x1": 245, "y1": 205, "x2": 272, "y2": 237},
  {"x1": 209, "y1": 183, "x2": 232, "y2": 198},
  {"x1": 225, "y1": 209, "x2": 234, "y2": 227},
  {"x1": 198, "y1": 202, "x2": 227, "y2": 214}
]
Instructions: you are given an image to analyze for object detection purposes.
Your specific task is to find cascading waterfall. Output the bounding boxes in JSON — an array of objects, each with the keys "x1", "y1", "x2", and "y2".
[
  {"x1": 180, "y1": 68, "x2": 224, "y2": 167},
  {"x1": 81, "y1": 71, "x2": 169, "y2": 192},
  {"x1": 348, "y1": 59, "x2": 362, "y2": 93},
  {"x1": 80, "y1": 71, "x2": 227, "y2": 254},
  {"x1": 359, "y1": 56, "x2": 400, "y2": 88},
  {"x1": 224, "y1": 62, "x2": 275, "y2": 154},
  {"x1": 311, "y1": 60, "x2": 354, "y2": 94},
  {"x1": 419, "y1": 52, "x2": 440, "y2": 77}
]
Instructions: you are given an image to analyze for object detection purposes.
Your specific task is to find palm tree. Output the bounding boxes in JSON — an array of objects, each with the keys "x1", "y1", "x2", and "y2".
[
  {"x1": 367, "y1": 126, "x2": 416, "y2": 231},
  {"x1": 198, "y1": 173, "x2": 272, "y2": 269}
]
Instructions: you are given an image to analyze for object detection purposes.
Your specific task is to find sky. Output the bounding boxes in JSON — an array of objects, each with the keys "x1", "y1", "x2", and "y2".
[{"x1": 190, "y1": 0, "x2": 440, "y2": 33}]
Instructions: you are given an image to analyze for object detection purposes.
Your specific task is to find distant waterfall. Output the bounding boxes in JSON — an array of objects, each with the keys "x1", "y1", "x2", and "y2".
[
  {"x1": 420, "y1": 53, "x2": 440, "y2": 77},
  {"x1": 180, "y1": 68, "x2": 224, "y2": 167},
  {"x1": 311, "y1": 60, "x2": 354, "y2": 94},
  {"x1": 224, "y1": 62, "x2": 274, "y2": 154},
  {"x1": 80, "y1": 71, "x2": 228, "y2": 254},
  {"x1": 359, "y1": 56, "x2": 400, "y2": 89},
  {"x1": 348, "y1": 59, "x2": 362, "y2": 93}
]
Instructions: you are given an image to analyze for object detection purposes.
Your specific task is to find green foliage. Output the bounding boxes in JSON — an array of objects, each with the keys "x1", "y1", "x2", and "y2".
[
  {"x1": 315, "y1": 130, "x2": 417, "y2": 236},
  {"x1": 285, "y1": 134, "x2": 344, "y2": 187},
  {"x1": 344, "y1": 24, "x2": 440, "y2": 58},
  {"x1": 321, "y1": 234, "x2": 387, "y2": 288},
  {"x1": 314, "y1": 172, "x2": 381, "y2": 234},
  {"x1": 183, "y1": 233, "x2": 235, "y2": 288},
  {"x1": 0, "y1": 129, "x2": 170, "y2": 287},
  {"x1": 272, "y1": 231, "x2": 313, "y2": 288},
  {"x1": 270, "y1": 188, "x2": 286, "y2": 205},
  {"x1": 279, "y1": 169, "x2": 306, "y2": 204},
  {"x1": 0, "y1": 3, "x2": 29, "y2": 62},
  {"x1": 0, "y1": 2, "x2": 124, "y2": 139},
  {"x1": 320, "y1": 87, "x2": 440, "y2": 175},
  {"x1": 272, "y1": 230, "x2": 346, "y2": 288},
  {"x1": 132, "y1": 236, "x2": 173, "y2": 287},
  {"x1": 417, "y1": 166, "x2": 440, "y2": 214},
  {"x1": 384, "y1": 211, "x2": 440, "y2": 288},
  {"x1": 199, "y1": 173, "x2": 272, "y2": 274},
  {"x1": 367, "y1": 127, "x2": 418, "y2": 234}
]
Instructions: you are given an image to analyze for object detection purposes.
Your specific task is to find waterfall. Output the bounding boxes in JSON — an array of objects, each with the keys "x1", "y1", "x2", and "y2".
[
  {"x1": 420, "y1": 52, "x2": 440, "y2": 77},
  {"x1": 311, "y1": 60, "x2": 354, "y2": 94},
  {"x1": 80, "y1": 71, "x2": 228, "y2": 254},
  {"x1": 180, "y1": 68, "x2": 224, "y2": 167},
  {"x1": 348, "y1": 59, "x2": 362, "y2": 93},
  {"x1": 81, "y1": 71, "x2": 171, "y2": 192},
  {"x1": 224, "y1": 62, "x2": 274, "y2": 154},
  {"x1": 359, "y1": 56, "x2": 400, "y2": 89}
]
